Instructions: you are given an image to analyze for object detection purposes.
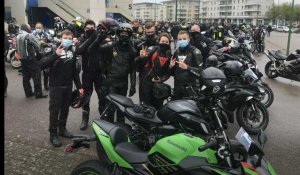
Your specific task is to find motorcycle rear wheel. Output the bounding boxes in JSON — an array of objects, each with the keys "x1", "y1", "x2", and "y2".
[
  {"x1": 70, "y1": 160, "x2": 110, "y2": 175},
  {"x1": 237, "y1": 101, "x2": 269, "y2": 135},
  {"x1": 265, "y1": 61, "x2": 279, "y2": 79}
]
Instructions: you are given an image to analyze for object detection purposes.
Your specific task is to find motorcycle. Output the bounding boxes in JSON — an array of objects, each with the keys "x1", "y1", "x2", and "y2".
[
  {"x1": 66, "y1": 96, "x2": 276, "y2": 175},
  {"x1": 264, "y1": 49, "x2": 300, "y2": 82},
  {"x1": 5, "y1": 34, "x2": 22, "y2": 69}
]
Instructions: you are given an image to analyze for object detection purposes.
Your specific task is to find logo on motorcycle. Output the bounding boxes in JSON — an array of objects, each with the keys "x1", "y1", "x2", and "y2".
[{"x1": 213, "y1": 86, "x2": 221, "y2": 93}]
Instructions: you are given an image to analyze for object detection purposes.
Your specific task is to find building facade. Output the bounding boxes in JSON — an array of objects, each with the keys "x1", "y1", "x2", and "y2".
[
  {"x1": 106, "y1": 0, "x2": 134, "y2": 21},
  {"x1": 133, "y1": 2, "x2": 163, "y2": 22},
  {"x1": 200, "y1": 0, "x2": 273, "y2": 25}
]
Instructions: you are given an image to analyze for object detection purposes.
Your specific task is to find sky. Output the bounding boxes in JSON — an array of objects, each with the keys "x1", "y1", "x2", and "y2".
[{"x1": 133, "y1": 0, "x2": 300, "y2": 4}]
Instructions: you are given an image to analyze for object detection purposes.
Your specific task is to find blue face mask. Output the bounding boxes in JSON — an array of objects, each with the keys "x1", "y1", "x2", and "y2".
[
  {"x1": 36, "y1": 29, "x2": 42, "y2": 34},
  {"x1": 178, "y1": 40, "x2": 189, "y2": 48},
  {"x1": 62, "y1": 39, "x2": 72, "y2": 48}
]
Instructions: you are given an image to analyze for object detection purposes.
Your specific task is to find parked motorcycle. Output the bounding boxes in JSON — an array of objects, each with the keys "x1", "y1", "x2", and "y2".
[
  {"x1": 5, "y1": 34, "x2": 21, "y2": 69},
  {"x1": 264, "y1": 49, "x2": 300, "y2": 82}
]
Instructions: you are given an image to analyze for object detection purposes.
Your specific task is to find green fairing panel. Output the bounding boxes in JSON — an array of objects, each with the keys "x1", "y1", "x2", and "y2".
[
  {"x1": 149, "y1": 133, "x2": 218, "y2": 164},
  {"x1": 211, "y1": 168, "x2": 231, "y2": 175},
  {"x1": 267, "y1": 162, "x2": 277, "y2": 175},
  {"x1": 92, "y1": 123, "x2": 133, "y2": 169}
]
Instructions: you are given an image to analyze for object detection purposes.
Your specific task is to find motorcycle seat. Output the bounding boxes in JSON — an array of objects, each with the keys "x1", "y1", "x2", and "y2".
[
  {"x1": 115, "y1": 142, "x2": 148, "y2": 164},
  {"x1": 269, "y1": 50, "x2": 286, "y2": 60},
  {"x1": 125, "y1": 108, "x2": 162, "y2": 125},
  {"x1": 106, "y1": 94, "x2": 134, "y2": 108},
  {"x1": 93, "y1": 119, "x2": 128, "y2": 146}
]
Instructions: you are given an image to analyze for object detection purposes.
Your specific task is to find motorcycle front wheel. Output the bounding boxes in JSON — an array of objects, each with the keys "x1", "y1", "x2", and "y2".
[
  {"x1": 265, "y1": 61, "x2": 279, "y2": 79},
  {"x1": 260, "y1": 83, "x2": 274, "y2": 108},
  {"x1": 236, "y1": 101, "x2": 269, "y2": 135},
  {"x1": 250, "y1": 43, "x2": 256, "y2": 53},
  {"x1": 70, "y1": 160, "x2": 110, "y2": 175}
]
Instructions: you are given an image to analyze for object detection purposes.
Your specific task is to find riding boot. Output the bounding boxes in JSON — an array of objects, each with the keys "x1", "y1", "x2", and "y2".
[
  {"x1": 49, "y1": 128, "x2": 62, "y2": 147},
  {"x1": 58, "y1": 127, "x2": 73, "y2": 138},
  {"x1": 80, "y1": 110, "x2": 89, "y2": 130}
]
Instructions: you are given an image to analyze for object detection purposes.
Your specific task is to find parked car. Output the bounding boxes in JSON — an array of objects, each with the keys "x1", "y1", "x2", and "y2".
[{"x1": 282, "y1": 26, "x2": 289, "y2": 32}]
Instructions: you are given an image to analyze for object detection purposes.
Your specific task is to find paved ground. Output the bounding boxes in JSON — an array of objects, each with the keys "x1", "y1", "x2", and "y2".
[{"x1": 4, "y1": 32, "x2": 300, "y2": 175}]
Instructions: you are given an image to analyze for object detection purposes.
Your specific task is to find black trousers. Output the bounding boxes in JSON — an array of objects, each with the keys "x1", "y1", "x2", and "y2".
[
  {"x1": 20, "y1": 59, "x2": 42, "y2": 97},
  {"x1": 106, "y1": 78, "x2": 128, "y2": 122},
  {"x1": 139, "y1": 77, "x2": 164, "y2": 110},
  {"x1": 49, "y1": 86, "x2": 72, "y2": 133},
  {"x1": 81, "y1": 71, "x2": 104, "y2": 116},
  {"x1": 43, "y1": 69, "x2": 49, "y2": 89}
]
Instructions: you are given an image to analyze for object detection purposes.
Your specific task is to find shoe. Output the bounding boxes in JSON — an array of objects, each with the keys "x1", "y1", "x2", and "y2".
[
  {"x1": 50, "y1": 134, "x2": 62, "y2": 147},
  {"x1": 35, "y1": 93, "x2": 48, "y2": 99},
  {"x1": 58, "y1": 128, "x2": 73, "y2": 138},
  {"x1": 80, "y1": 111, "x2": 89, "y2": 130},
  {"x1": 26, "y1": 93, "x2": 35, "y2": 98}
]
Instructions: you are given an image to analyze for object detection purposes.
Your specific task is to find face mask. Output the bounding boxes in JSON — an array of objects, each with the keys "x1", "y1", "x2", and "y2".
[
  {"x1": 62, "y1": 39, "x2": 72, "y2": 48},
  {"x1": 85, "y1": 29, "x2": 95, "y2": 36},
  {"x1": 190, "y1": 31, "x2": 199, "y2": 38},
  {"x1": 159, "y1": 43, "x2": 170, "y2": 52},
  {"x1": 178, "y1": 40, "x2": 189, "y2": 48},
  {"x1": 119, "y1": 35, "x2": 130, "y2": 45},
  {"x1": 146, "y1": 34, "x2": 155, "y2": 41},
  {"x1": 36, "y1": 29, "x2": 42, "y2": 34}
]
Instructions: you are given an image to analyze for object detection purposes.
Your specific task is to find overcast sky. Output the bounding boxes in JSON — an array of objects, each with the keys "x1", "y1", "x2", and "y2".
[{"x1": 133, "y1": 0, "x2": 300, "y2": 4}]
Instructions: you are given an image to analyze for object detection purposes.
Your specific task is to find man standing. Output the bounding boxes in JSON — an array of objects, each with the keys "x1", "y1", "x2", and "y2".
[
  {"x1": 32, "y1": 22, "x2": 50, "y2": 91},
  {"x1": 170, "y1": 31, "x2": 203, "y2": 100},
  {"x1": 190, "y1": 24, "x2": 212, "y2": 65},
  {"x1": 16, "y1": 24, "x2": 47, "y2": 98},
  {"x1": 39, "y1": 30, "x2": 83, "y2": 147}
]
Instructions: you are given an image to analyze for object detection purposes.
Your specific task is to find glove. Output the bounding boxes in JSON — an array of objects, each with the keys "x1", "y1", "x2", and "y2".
[
  {"x1": 129, "y1": 86, "x2": 136, "y2": 97},
  {"x1": 133, "y1": 104, "x2": 144, "y2": 113},
  {"x1": 79, "y1": 88, "x2": 84, "y2": 96}
]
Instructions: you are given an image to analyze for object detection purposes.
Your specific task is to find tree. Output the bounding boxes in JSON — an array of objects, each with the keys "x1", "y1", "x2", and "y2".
[
  {"x1": 266, "y1": 4, "x2": 278, "y2": 21},
  {"x1": 293, "y1": 6, "x2": 300, "y2": 23}
]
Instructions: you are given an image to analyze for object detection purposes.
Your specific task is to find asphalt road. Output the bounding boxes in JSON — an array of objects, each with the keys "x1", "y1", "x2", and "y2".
[{"x1": 4, "y1": 32, "x2": 300, "y2": 175}]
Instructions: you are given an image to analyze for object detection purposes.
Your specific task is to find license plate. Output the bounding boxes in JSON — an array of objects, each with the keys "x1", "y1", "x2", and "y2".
[{"x1": 235, "y1": 127, "x2": 253, "y2": 151}]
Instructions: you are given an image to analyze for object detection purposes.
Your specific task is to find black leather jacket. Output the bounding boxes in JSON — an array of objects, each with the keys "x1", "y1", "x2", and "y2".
[
  {"x1": 172, "y1": 45, "x2": 203, "y2": 86},
  {"x1": 190, "y1": 32, "x2": 212, "y2": 61}
]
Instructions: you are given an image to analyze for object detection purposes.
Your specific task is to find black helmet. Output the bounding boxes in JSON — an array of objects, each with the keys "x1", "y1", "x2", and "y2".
[
  {"x1": 223, "y1": 60, "x2": 243, "y2": 76},
  {"x1": 206, "y1": 55, "x2": 218, "y2": 67},
  {"x1": 116, "y1": 23, "x2": 133, "y2": 37},
  {"x1": 201, "y1": 67, "x2": 227, "y2": 95},
  {"x1": 70, "y1": 90, "x2": 89, "y2": 108},
  {"x1": 153, "y1": 83, "x2": 171, "y2": 100},
  {"x1": 97, "y1": 18, "x2": 119, "y2": 35},
  {"x1": 233, "y1": 27, "x2": 239, "y2": 34}
]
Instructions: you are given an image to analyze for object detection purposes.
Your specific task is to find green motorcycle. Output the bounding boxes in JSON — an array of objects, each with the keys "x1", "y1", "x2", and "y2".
[{"x1": 67, "y1": 119, "x2": 276, "y2": 175}]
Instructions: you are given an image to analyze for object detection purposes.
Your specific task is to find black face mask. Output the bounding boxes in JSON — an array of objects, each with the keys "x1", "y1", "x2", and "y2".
[
  {"x1": 146, "y1": 34, "x2": 155, "y2": 42},
  {"x1": 85, "y1": 29, "x2": 95, "y2": 36},
  {"x1": 190, "y1": 31, "x2": 199, "y2": 38},
  {"x1": 159, "y1": 43, "x2": 170, "y2": 52},
  {"x1": 119, "y1": 35, "x2": 130, "y2": 45}
]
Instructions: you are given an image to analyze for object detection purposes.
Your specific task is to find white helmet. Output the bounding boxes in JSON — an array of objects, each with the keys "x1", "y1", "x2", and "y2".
[
  {"x1": 75, "y1": 17, "x2": 82, "y2": 21},
  {"x1": 54, "y1": 17, "x2": 61, "y2": 22}
]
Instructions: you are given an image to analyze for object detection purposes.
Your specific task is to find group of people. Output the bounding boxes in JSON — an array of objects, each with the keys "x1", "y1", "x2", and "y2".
[{"x1": 5, "y1": 17, "x2": 268, "y2": 148}]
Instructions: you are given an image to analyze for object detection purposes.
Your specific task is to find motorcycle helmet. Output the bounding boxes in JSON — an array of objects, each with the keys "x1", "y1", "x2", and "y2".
[
  {"x1": 153, "y1": 83, "x2": 171, "y2": 100},
  {"x1": 200, "y1": 67, "x2": 227, "y2": 96},
  {"x1": 97, "y1": 18, "x2": 119, "y2": 35},
  {"x1": 116, "y1": 23, "x2": 133, "y2": 37},
  {"x1": 206, "y1": 55, "x2": 219, "y2": 67},
  {"x1": 70, "y1": 90, "x2": 89, "y2": 108},
  {"x1": 222, "y1": 37, "x2": 232, "y2": 47},
  {"x1": 223, "y1": 60, "x2": 244, "y2": 76},
  {"x1": 54, "y1": 17, "x2": 61, "y2": 22},
  {"x1": 217, "y1": 25, "x2": 224, "y2": 31},
  {"x1": 233, "y1": 27, "x2": 240, "y2": 34}
]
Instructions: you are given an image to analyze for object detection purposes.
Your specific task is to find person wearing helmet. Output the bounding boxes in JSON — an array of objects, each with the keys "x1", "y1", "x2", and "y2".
[
  {"x1": 39, "y1": 30, "x2": 83, "y2": 147},
  {"x1": 75, "y1": 19, "x2": 106, "y2": 130},
  {"x1": 97, "y1": 23, "x2": 137, "y2": 122},
  {"x1": 170, "y1": 31, "x2": 203, "y2": 100},
  {"x1": 54, "y1": 17, "x2": 66, "y2": 37},
  {"x1": 67, "y1": 17, "x2": 85, "y2": 38},
  {"x1": 170, "y1": 23, "x2": 180, "y2": 48},
  {"x1": 136, "y1": 33, "x2": 172, "y2": 110},
  {"x1": 190, "y1": 24, "x2": 212, "y2": 65}
]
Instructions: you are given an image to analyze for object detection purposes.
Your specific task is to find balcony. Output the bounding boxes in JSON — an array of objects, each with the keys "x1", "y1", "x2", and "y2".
[
  {"x1": 219, "y1": 3, "x2": 232, "y2": 7},
  {"x1": 244, "y1": 9, "x2": 260, "y2": 12}
]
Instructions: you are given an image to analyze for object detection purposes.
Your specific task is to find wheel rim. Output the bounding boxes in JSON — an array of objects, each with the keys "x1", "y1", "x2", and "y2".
[
  {"x1": 11, "y1": 57, "x2": 21, "y2": 67},
  {"x1": 260, "y1": 88, "x2": 271, "y2": 106},
  {"x1": 242, "y1": 103, "x2": 265, "y2": 129},
  {"x1": 267, "y1": 64, "x2": 277, "y2": 77}
]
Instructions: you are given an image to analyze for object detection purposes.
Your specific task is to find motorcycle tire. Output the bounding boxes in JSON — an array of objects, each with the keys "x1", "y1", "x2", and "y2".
[
  {"x1": 265, "y1": 61, "x2": 279, "y2": 79},
  {"x1": 260, "y1": 83, "x2": 274, "y2": 108},
  {"x1": 70, "y1": 160, "x2": 110, "y2": 175},
  {"x1": 10, "y1": 54, "x2": 21, "y2": 69},
  {"x1": 236, "y1": 101, "x2": 269, "y2": 135},
  {"x1": 96, "y1": 140, "x2": 112, "y2": 166}
]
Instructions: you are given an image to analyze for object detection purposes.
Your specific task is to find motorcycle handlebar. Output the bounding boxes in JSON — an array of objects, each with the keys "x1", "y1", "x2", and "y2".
[{"x1": 198, "y1": 139, "x2": 217, "y2": 152}]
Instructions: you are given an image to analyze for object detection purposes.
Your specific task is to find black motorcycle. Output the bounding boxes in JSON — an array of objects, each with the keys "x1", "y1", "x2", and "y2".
[{"x1": 264, "y1": 49, "x2": 300, "y2": 82}]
